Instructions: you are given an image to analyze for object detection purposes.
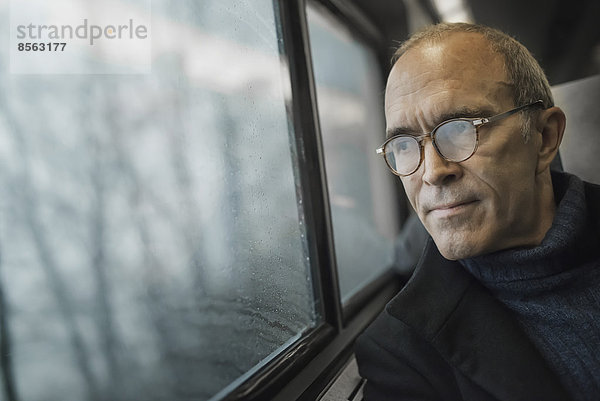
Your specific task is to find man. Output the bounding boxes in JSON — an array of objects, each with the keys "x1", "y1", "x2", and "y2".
[{"x1": 355, "y1": 23, "x2": 600, "y2": 401}]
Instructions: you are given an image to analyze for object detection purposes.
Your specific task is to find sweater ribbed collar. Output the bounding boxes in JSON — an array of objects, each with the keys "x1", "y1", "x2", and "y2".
[{"x1": 460, "y1": 171, "x2": 596, "y2": 286}]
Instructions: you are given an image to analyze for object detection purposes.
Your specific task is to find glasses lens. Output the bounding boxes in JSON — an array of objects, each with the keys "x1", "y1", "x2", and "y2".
[
  {"x1": 434, "y1": 120, "x2": 477, "y2": 161},
  {"x1": 384, "y1": 136, "x2": 420, "y2": 175}
]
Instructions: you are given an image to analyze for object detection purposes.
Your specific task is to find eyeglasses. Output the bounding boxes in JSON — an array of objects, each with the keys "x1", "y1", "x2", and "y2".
[{"x1": 376, "y1": 100, "x2": 544, "y2": 176}]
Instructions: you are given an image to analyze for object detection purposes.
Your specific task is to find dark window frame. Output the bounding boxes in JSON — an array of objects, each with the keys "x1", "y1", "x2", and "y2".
[{"x1": 221, "y1": 1, "x2": 407, "y2": 400}]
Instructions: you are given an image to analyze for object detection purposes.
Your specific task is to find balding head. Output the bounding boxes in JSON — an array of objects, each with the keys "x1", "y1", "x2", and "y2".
[{"x1": 392, "y1": 23, "x2": 553, "y2": 139}]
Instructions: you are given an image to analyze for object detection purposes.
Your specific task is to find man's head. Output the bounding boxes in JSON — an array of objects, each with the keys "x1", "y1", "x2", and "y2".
[{"x1": 384, "y1": 23, "x2": 566, "y2": 260}]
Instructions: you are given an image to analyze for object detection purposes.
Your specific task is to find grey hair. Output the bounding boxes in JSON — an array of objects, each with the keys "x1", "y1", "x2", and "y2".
[{"x1": 392, "y1": 23, "x2": 553, "y2": 139}]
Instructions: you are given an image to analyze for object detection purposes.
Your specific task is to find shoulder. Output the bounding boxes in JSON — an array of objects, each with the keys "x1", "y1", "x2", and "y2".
[
  {"x1": 355, "y1": 303, "x2": 461, "y2": 401},
  {"x1": 385, "y1": 239, "x2": 473, "y2": 338},
  {"x1": 356, "y1": 239, "x2": 471, "y2": 359},
  {"x1": 354, "y1": 241, "x2": 471, "y2": 400}
]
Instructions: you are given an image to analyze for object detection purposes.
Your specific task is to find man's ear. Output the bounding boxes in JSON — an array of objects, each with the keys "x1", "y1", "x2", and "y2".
[{"x1": 535, "y1": 106, "x2": 566, "y2": 174}]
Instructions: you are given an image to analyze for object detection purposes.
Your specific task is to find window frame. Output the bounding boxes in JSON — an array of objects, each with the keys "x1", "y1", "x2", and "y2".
[
  {"x1": 303, "y1": 0, "x2": 411, "y2": 323},
  {"x1": 220, "y1": 1, "x2": 408, "y2": 400}
]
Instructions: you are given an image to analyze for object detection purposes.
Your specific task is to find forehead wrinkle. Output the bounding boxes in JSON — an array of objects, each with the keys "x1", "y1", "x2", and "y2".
[
  {"x1": 384, "y1": 76, "x2": 449, "y2": 133},
  {"x1": 385, "y1": 71, "x2": 512, "y2": 137},
  {"x1": 386, "y1": 73, "x2": 447, "y2": 103}
]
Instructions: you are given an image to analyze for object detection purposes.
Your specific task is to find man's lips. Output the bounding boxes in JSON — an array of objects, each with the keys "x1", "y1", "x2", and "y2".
[{"x1": 426, "y1": 199, "x2": 479, "y2": 215}]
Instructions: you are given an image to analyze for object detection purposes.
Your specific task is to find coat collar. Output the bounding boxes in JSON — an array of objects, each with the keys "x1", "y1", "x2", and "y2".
[{"x1": 387, "y1": 238, "x2": 572, "y2": 401}]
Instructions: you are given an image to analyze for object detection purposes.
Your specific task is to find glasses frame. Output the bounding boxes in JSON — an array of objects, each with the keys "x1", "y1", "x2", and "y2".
[{"x1": 376, "y1": 100, "x2": 545, "y2": 176}]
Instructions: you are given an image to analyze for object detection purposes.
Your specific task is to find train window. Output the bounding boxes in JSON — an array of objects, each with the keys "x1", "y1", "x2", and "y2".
[
  {"x1": 306, "y1": 2, "x2": 400, "y2": 304},
  {"x1": 0, "y1": 1, "x2": 318, "y2": 401}
]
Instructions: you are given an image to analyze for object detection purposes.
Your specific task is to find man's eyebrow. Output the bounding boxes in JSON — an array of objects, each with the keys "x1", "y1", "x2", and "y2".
[{"x1": 386, "y1": 106, "x2": 498, "y2": 138}]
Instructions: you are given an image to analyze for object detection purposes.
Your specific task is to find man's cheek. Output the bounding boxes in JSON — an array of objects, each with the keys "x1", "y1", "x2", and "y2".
[{"x1": 400, "y1": 180, "x2": 419, "y2": 211}]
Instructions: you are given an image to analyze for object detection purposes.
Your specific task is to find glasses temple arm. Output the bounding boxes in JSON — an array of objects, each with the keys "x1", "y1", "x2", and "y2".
[{"x1": 473, "y1": 100, "x2": 544, "y2": 127}]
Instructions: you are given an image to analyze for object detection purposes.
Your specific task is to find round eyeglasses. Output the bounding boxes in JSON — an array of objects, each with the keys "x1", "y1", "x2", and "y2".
[{"x1": 376, "y1": 100, "x2": 544, "y2": 176}]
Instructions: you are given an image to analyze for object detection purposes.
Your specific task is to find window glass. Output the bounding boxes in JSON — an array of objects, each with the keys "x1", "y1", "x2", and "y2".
[
  {"x1": 0, "y1": 1, "x2": 317, "y2": 401},
  {"x1": 306, "y1": 3, "x2": 399, "y2": 303}
]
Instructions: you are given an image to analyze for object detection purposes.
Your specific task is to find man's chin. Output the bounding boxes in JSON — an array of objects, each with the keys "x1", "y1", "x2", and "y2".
[{"x1": 431, "y1": 235, "x2": 485, "y2": 261}]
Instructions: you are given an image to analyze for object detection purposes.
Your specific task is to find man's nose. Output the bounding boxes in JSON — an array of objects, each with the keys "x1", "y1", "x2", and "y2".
[{"x1": 420, "y1": 139, "x2": 463, "y2": 186}]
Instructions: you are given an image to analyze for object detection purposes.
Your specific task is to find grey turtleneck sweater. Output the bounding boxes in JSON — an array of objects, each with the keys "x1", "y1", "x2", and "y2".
[{"x1": 460, "y1": 171, "x2": 600, "y2": 401}]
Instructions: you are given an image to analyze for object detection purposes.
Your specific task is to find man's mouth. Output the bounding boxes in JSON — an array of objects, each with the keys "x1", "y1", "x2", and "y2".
[{"x1": 427, "y1": 199, "x2": 479, "y2": 217}]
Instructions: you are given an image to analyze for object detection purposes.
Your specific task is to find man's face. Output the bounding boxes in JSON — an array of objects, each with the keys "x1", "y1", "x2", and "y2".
[{"x1": 385, "y1": 33, "x2": 550, "y2": 260}]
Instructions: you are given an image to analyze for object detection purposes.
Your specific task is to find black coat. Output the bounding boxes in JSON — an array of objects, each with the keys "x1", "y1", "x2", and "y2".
[
  {"x1": 354, "y1": 238, "x2": 573, "y2": 400},
  {"x1": 355, "y1": 175, "x2": 600, "y2": 401}
]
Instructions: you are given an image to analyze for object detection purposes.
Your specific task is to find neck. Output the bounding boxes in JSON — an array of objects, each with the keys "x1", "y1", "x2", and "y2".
[{"x1": 528, "y1": 169, "x2": 557, "y2": 246}]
